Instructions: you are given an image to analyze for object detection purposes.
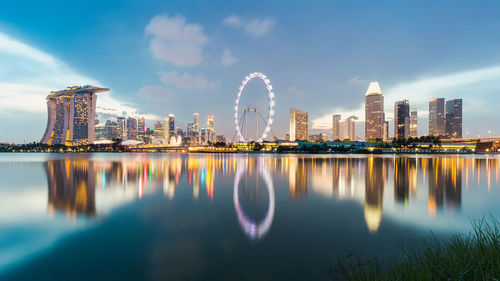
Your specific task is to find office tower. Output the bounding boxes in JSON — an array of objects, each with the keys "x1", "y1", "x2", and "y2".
[
  {"x1": 290, "y1": 108, "x2": 308, "y2": 141},
  {"x1": 116, "y1": 117, "x2": 126, "y2": 140},
  {"x1": 126, "y1": 117, "x2": 137, "y2": 140},
  {"x1": 410, "y1": 106, "x2": 418, "y2": 137},
  {"x1": 168, "y1": 114, "x2": 175, "y2": 138},
  {"x1": 340, "y1": 116, "x2": 358, "y2": 140},
  {"x1": 365, "y1": 82, "x2": 384, "y2": 140},
  {"x1": 193, "y1": 113, "x2": 200, "y2": 144},
  {"x1": 41, "y1": 85, "x2": 109, "y2": 145},
  {"x1": 445, "y1": 99, "x2": 462, "y2": 138},
  {"x1": 176, "y1": 126, "x2": 184, "y2": 137},
  {"x1": 206, "y1": 114, "x2": 214, "y2": 142},
  {"x1": 154, "y1": 121, "x2": 164, "y2": 137},
  {"x1": 105, "y1": 120, "x2": 119, "y2": 140},
  {"x1": 94, "y1": 123, "x2": 106, "y2": 141},
  {"x1": 429, "y1": 98, "x2": 445, "y2": 136},
  {"x1": 394, "y1": 100, "x2": 410, "y2": 139},
  {"x1": 383, "y1": 121, "x2": 389, "y2": 140},
  {"x1": 332, "y1": 114, "x2": 341, "y2": 141},
  {"x1": 137, "y1": 117, "x2": 145, "y2": 141}
]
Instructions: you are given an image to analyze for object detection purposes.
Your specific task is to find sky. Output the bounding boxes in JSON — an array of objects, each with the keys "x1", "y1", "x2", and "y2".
[{"x1": 0, "y1": 0, "x2": 500, "y2": 143}]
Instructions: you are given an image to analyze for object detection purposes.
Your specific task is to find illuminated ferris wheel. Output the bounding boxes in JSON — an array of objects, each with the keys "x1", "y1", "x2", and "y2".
[{"x1": 234, "y1": 72, "x2": 275, "y2": 143}]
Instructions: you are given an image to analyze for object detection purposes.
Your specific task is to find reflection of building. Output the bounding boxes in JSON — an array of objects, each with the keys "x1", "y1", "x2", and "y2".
[
  {"x1": 289, "y1": 157, "x2": 308, "y2": 199},
  {"x1": 365, "y1": 82, "x2": 384, "y2": 140},
  {"x1": 429, "y1": 98, "x2": 445, "y2": 136},
  {"x1": 394, "y1": 158, "x2": 410, "y2": 203},
  {"x1": 41, "y1": 86, "x2": 109, "y2": 145},
  {"x1": 364, "y1": 157, "x2": 385, "y2": 233},
  {"x1": 445, "y1": 99, "x2": 462, "y2": 138},
  {"x1": 45, "y1": 159, "x2": 96, "y2": 216},
  {"x1": 427, "y1": 158, "x2": 462, "y2": 215},
  {"x1": 290, "y1": 108, "x2": 308, "y2": 141}
]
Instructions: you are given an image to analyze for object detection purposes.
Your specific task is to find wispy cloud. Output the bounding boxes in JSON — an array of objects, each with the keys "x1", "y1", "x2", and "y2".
[
  {"x1": 145, "y1": 14, "x2": 208, "y2": 66},
  {"x1": 0, "y1": 31, "x2": 152, "y2": 119},
  {"x1": 223, "y1": 15, "x2": 275, "y2": 37},
  {"x1": 221, "y1": 48, "x2": 237, "y2": 67},
  {"x1": 159, "y1": 71, "x2": 216, "y2": 90}
]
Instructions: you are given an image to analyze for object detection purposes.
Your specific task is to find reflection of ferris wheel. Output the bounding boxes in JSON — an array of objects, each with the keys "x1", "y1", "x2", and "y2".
[
  {"x1": 233, "y1": 158, "x2": 275, "y2": 240},
  {"x1": 234, "y1": 72, "x2": 275, "y2": 143}
]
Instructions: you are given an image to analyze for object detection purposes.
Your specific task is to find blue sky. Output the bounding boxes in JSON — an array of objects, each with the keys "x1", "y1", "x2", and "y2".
[{"x1": 0, "y1": 0, "x2": 500, "y2": 143}]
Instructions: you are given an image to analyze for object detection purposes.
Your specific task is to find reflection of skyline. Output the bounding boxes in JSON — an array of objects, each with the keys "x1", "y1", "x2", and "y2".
[
  {"x1": 46, "y1": 159, "x2": 96, "y2": 217},
  {"x1": 43, "y1": 155, "x2": 498, "y2": 235}
]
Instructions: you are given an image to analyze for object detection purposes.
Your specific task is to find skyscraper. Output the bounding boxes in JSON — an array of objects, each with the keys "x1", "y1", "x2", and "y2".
[
  {"x1": 206, "y1": 114, "x2": 214, "y2": 143},
  {"x1": 137, "y1": 117, "x2": 145, "y2": 141},
  {"x1": 117, "y1": 117, "x2": 126, "y2": 140},
  {"x1": 332, "y1": 114, "x2": 341, "y2": 141},
  {"x1": 445, "y1": 99, "x2": 462, "y2": 138},
  {"x1": 168, "y1": 114, "x2": 175, "y2": 138},
  {"x1": 429, "y1": 98, "x2": 445, "y2": 136},
  {"x1": 41, "y1": 85, "x2": 108, "y2": 145},
  {"x1": 193, "y1": 113, "x2": 200, "y2": 144},
  {"x1": 289, "y1": 108, "x2": 308, "y2": 141},
  {"x1": 410, "y1": 106, "x2": 418, "y2": 137},
  {"x1": 105, "y1": 120, "x2": 118, "y2": 140},
  {"x1": 365, "y1": 82, "x2": 384, "y2": 140},
  {"x1": 126, "y1": 117, "x2": 138, "y2": 140},
  {"x1": 394, "y1": 100, "x2": 410, "y2": 139},
  {"x1": 339, "y1": 116, "x2": 358, "y2": 140}
]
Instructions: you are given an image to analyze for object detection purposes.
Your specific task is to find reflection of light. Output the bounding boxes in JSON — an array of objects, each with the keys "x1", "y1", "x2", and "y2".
[
  {"x1": 102, "y1": 170, "x2": 105, "y2": 190},
  {"x1": 234, "y1": 158, "x2": 275, "y2": 240},
  {"x1": 364, "y1": 203, "x2": 382, "y2": 233}
]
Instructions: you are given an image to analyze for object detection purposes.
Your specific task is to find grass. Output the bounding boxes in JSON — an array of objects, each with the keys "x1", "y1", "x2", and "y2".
[{"x1": 331, "y1": 218, "x2": 500, "y2": 281}]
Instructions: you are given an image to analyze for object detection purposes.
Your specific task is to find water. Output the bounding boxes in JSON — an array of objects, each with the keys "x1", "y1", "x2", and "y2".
[{"x1": 0, "y1": 153, "x2": 499, "y2": 280}]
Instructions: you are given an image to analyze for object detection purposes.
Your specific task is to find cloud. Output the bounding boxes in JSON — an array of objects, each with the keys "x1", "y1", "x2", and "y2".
[
  {"x1": 223, "y1": 15, "x2": 275, "y2": 37},
  {"x1": 0, "y1": 31, "x2": 152, "y2": 139},
  {"x1": 137, "y1": 85, "x2": 175, "y2": 100},
  {"x1": 159, "y1": 71, "x2": 216, "y2": 90},
  {"x1": 221, "y1": 49, "x2": 237, "y2": 67},
  {"x1": 349, "y1": 75, "x2": 370, "y2": 85},
  {"x1": 145, "y1": 14, "x2": 208, "y2": 66}
]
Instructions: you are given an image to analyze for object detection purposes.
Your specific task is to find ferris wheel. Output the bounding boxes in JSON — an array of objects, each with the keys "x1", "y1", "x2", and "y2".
[{"x1": 233, "y1": 72, "x2": 276, "y2": 143}]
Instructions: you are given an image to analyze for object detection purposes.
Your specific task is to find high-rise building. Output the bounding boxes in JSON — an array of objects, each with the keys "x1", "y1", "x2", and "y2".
[
  {"x1": 383, "y1": 121, "x2": 389, "y2": 140},
  {"x1": 94, "y1": 123, "x2": 106, "y2": 141},
  {"x1": 137, "y1": 117, "x2": 145, "y2": 141},
  {"x1": 332, "y1": 114, "x2": 341, "y2": 141},
  {"x1": 117, "y1": 117, "x2": 126, "y2": 140},
  {"x1": 365, "y1": 82, "x2": 384, "y2": 140},
  {"x1": 206, "y1": 114, "x2": 215, "y2": 142},
  {"x1": 127, "y1": 117, "x2": 137, "y2": 140},
  {"x1": 394, "y1": 100, "x2": 410, "y2": 139},
  {"x1": 193, "y1": 113, "x2": 200, "y2": 144},
  {"x1": 41, "y1": 85, "x2": 108, "y2": 145},
  {"x1": 340, "y1": 116, "x2": 358, "y2": 140},
  {"x1": 289, "y1": 108, "x2": 308, "y2": 141},
  {"x1": 168, "y1": 114, "x2": 175, "y2": 138},
  {"x1": 429, "y1": 98, "x2": 445, "y2": 136},
  {"x1": 105, "y1": 120, "x2": 119, "y2": 140},
  {"x1": 410, "y1": 106, "x2": 418, "y2": 137},
  {"x1": 445, "y1": 99, "x2": 462, "y2": 138}
]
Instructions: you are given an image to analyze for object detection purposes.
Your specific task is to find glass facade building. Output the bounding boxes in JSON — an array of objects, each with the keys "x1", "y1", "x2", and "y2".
[{"x1": 429, "y1": 98, "x2": 445, "y2": 136}]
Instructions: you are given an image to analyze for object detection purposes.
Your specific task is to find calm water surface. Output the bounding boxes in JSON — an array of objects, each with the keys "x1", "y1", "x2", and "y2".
[{"x1": 0, "y1": 153, "x2": 499, "y2": 280}]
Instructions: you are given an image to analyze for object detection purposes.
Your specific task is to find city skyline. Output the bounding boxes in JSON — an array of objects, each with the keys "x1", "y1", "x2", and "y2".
[{"x1": 1, "y1": 1, "x2": 500, "y2": 143}]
